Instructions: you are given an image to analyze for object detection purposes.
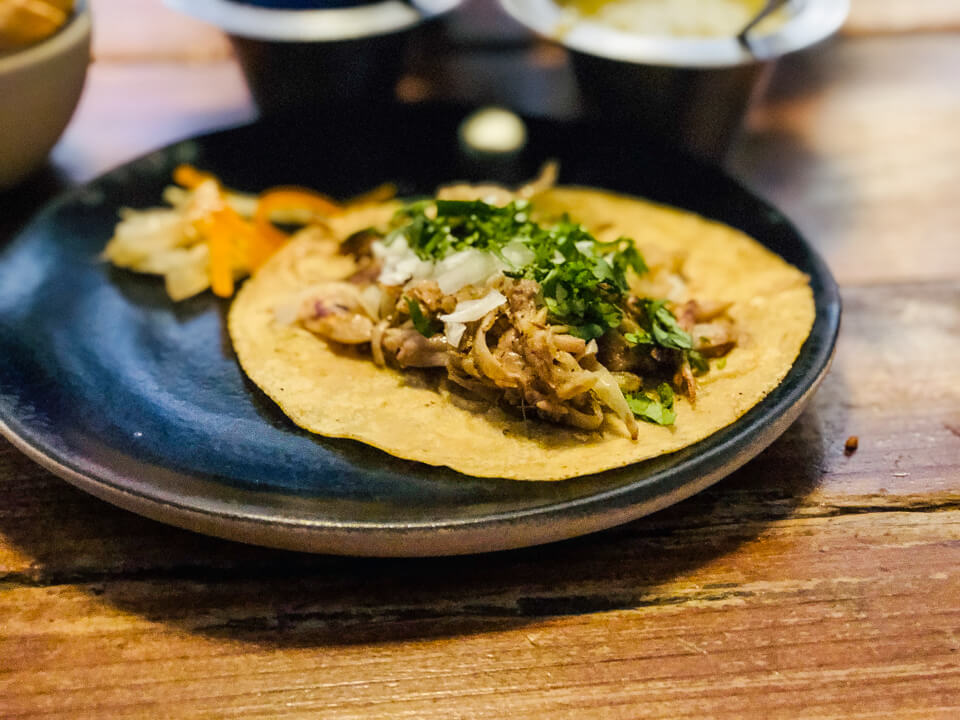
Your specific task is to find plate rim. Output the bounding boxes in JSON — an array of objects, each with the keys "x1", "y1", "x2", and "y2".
[{"x1": 0, "y1": 116, "x2": 841, "y2": 556}]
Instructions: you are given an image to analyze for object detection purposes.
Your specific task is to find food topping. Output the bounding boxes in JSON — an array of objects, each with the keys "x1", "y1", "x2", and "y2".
[{"x1": 103, "y1": 166, "x2": 394, "y2": 301}]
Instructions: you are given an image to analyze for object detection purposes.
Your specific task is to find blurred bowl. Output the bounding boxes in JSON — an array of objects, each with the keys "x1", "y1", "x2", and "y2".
[
  {"x1": 499, "y1": 0, "x2": 849, "y2": 160},
  {"x1": 0, "y1": 0, "x2": 91, "y2": 190},
  {"x1": 166, "y1": 0, "x2": 462, "y2": 114}
]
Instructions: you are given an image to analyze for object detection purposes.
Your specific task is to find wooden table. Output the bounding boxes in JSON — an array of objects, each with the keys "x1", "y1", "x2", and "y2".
[{"x1": 3, "y1": 1, "x2": 959, "y2": 717}]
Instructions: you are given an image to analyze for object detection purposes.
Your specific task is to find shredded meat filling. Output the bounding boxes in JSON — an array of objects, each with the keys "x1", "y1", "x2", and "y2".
[
  {"x1": 292, "y1": 194, "x2": 738, "y2": 437},
  {"x1": 295, "y1": 272, "x2": 738, "y2": 437}
]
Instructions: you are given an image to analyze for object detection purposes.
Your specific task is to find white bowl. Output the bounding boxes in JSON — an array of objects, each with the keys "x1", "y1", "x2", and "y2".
[{"x1": 0, "y1": 1, "x2": 91, "y2": 190}]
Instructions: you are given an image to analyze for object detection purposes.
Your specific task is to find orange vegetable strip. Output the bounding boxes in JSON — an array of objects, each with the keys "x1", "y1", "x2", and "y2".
[
  {"x1": 173, "y1": 164, "x2": 218, "y2": 190},
  {"x1": 249, "y1": 188, "x2": 343, "y2": 267},
  {"x1": 347, "y1": 183, "x2": 397, "y2": 206},
  {"x1": 206, "y1": 211, "x2": 235, "y2": 297},
  {"x1": 258, "y1": 187, "x2": 342, "y2": 218},
  {"x1": 208, "y1": 202, "x2": 282, "y2": 272},
  {"x1": 247, "y1": 230, "x2": 286, "y2": 270},
  {"x1": 221, "y1": 207, "x2": 274, "y2": 270}
]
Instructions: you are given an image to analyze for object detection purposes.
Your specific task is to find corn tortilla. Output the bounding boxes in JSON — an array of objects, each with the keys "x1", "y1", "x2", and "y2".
[{"x1": 228, "y1": 187, "x2": 815, "y2": 480}]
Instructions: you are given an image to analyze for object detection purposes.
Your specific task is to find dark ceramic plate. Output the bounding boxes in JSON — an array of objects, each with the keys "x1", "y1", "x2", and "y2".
[{"x1": 0, "y1": 105, "x2": 840, "y2": 556}]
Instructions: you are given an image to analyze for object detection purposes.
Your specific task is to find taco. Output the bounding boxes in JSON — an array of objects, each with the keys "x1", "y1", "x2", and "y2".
[{"x1": 228, "y1": 173, "x2": 814, "y2": 480}]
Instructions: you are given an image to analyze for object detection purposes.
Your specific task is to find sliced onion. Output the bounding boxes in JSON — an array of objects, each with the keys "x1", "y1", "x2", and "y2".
[
  {"x1": 439, "y1": 290, "x2": 507, "y2": 324},
  {"x1": 591, "y1": 362, "x2": 633, "y2": 425},
  {"x1": 501, "y1": 240, "x2": 535, "y2": 269},
  {"x1": 444, "y1": 321, "x2": 467, "y2": 348}
]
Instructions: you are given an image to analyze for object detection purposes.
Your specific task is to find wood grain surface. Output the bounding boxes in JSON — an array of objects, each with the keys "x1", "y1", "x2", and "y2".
[{"x1": 2, "y1": 0, "x2": 959, "y2": 717}]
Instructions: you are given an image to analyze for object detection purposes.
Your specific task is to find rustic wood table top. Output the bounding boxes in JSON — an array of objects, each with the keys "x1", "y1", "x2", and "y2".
[{"x1": 2, "y1": 1, "x2": 959, "y2": 717}]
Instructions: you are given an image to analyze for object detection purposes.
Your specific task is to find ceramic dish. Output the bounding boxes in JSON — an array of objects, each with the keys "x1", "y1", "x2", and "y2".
[
  {"x1": 0, "y1": 0, "x2": 91, "y2": 189},
  {"x1": 0, "y1": 104, "x2": 840, "y2": 556}
]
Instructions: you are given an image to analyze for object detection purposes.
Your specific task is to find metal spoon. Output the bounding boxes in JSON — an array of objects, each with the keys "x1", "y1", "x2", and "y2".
[{"x1": 737, "y1": 0, "x2": 794, "y2": 55}]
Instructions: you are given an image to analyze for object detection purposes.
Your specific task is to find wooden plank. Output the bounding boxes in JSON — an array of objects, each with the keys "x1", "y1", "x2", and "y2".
[
  {"x1": 730, "y1": 34, "x2": 960, "y2": 285},
  {"x1": 1, "y1": 511, "x2": 957, "y2": 717}
]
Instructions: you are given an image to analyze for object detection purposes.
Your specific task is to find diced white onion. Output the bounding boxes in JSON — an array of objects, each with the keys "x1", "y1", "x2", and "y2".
[
  {"x1": 435, "y1": 249, "x2": 500, "y2": 294},
  {"x1": 373, "y1": 236, "x2": 433, "y2": 286},
  {"x1": 501, "y1": 240, "x2": 535, "y2": 268},
  {"x1": 372, "y1": 233, "x2": 513, "y2": 346},
  {"x1": 373, "y1": 231, "x2": 529, "y2": 295}
]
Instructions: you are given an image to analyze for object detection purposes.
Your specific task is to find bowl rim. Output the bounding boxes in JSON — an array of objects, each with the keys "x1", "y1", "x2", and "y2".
[
  {"x1": 165, "y1": 0, "x2": 460, "y2": 42},
  {"x1": 0, "y1": 0, "x2": 91, "y2": 75},
  {"x1": 498, "y1": 0, "x2": 849, "y2": 68}
]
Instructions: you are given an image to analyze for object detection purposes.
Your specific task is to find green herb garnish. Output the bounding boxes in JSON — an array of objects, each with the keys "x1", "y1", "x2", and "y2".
[
  {"x1": 391, "y1": 199, "x2": 536, "y2": 261},
  {"x1": 624, "y1": 328, "x2": 653, "y2": 346},
  {"x1": 687, "y1": 349, "x2": 709, "y2": 374},
  {"x1": 389, "y1": 199, "x2": 648, "y2": 341},
  {"x1": 640, "y1": 299, "x2": 693, "y2": 350},
  {"x1": 405, "y1": 297, "x2": 434, "y2": 337},
  {"x1": 624, "y1": 300, "x2": 691, "y2": 350},
  {"x1": 626, "y1": 382, "x2": 677, "y2": 426},
  {"x1": 625, "y1": 300, "x2": 717, "y2": 375}
]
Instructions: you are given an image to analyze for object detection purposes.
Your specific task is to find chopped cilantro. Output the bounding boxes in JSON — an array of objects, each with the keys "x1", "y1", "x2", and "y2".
[
  {"x1": 391, "y1": 199, "x2": 648, "y2": 341},
  {"x1": 625, "y1": 302, "x2": 715, "y2": 375},
  {"x1": 392, "y1": 199, "x2": 536, "y2": 261},
  {"x1": 626, "y1": 383, "x2": 677, "y2": 426},
  {"x1": 641, "y1": 300, "x2": 693, "y2": 350},
  {"x1": 628, "y1": 301, "x2": 687, "y2": 348},
  {"x1": 623, "y1": 299, "x2": 694, "y2": 354},
  {"x1": 717, "y1": 357, "x2": 727, "y2": 370},
  {"x1": 687, "y1": 349, "x2": 709, "y2": 374},
  {"x1": 624, "y1": 328, "x2": 653, "y2": 346},
  {"x1": 405, "y1": 297, "x2": 434, "y2": 337}
]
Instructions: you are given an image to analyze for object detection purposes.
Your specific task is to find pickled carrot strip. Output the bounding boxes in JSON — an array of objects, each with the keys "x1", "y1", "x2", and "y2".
[
  {"x1": 206, "y1": 211, "x2": 235, "y2": 298},
  {"x1": 347, "y1": 183, "x2": 397, "y2": 206},
  {"x1": 174, "y1": 164, "x2": 218, "y2": 190},
  {"x1": 253, "y1": 188, "x2": 342, "y2": 251},
  {"x1": 258, "y1": 188, "x2": 341, "y2": 218}
]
